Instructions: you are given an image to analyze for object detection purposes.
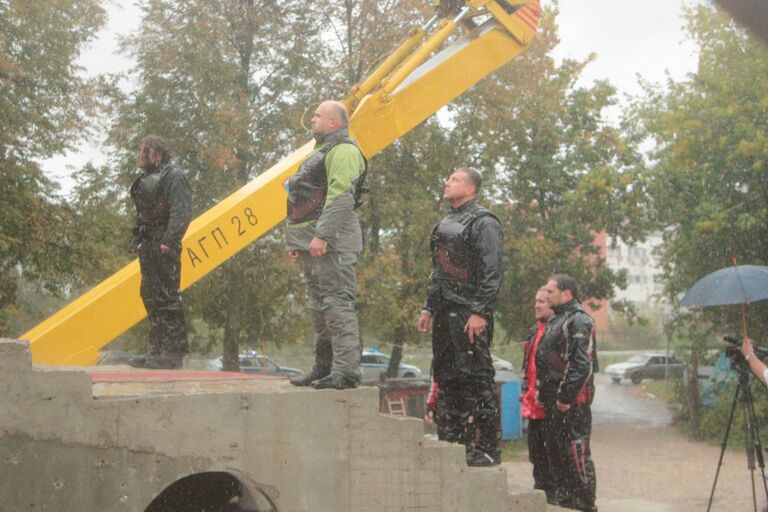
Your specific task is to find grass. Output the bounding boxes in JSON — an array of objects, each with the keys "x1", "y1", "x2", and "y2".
[
  {"x1": 500, "y1": 438, "x2": 529, "y2": 462},
  {"x1": 643, "y1": 378, "x2": 677, "y2": 400}
]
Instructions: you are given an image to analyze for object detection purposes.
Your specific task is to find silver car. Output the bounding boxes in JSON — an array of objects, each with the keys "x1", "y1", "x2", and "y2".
[
  {"x1": 360, "y1": 350, "x2": 423, "y2": 382},
  {"x1": 605, "y1": 354, "x2": 684, "y2": 384}
]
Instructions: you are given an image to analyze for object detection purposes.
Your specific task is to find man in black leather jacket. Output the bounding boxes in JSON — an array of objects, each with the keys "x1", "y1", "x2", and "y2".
[
  {"x1": 418, "y1": 167, "x2": 503, "y2": 466},
  {"x1": 129, "y1": 136, "x2": 192, "y2": 369},
  {"x1": 537, "y1": 274, "x2": 598, "y2": 512}
]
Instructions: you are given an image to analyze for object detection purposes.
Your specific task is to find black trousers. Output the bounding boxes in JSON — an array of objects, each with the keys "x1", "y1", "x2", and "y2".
[
  {"x1": 527, "y1": 418, "x2": 553, "y2": 496},
  {"x1": 138, "y1": 237, "x2": 189, "y2": 355},
  {"x1": 542, "y1": 403, "x2": 597, "y2": 511},
  {"x1": 431, "y1": 304, "x2": 499, "y2": 458},
  {"x1": 435, "y1": 378, "x2": 500, "y2": 458}
]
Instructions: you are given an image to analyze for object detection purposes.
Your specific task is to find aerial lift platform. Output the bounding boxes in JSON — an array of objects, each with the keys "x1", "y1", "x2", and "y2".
[{"x1": 23, "y1": 0, "x2": 541, "y2": 365}]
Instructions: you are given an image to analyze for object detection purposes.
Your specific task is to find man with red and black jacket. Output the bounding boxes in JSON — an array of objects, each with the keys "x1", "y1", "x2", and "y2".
[
  {"x1": 537, "y1": 274, "x2": 598, "y2": 512},
  {"x1": 521, "y1": 286, "x2": 555, "y2": 503}
]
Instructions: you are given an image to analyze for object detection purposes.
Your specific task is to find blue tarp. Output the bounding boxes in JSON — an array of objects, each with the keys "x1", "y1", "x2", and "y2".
[
  {"x1": 501, "y1": 380, "x2": 523, "y2": 439},
  {"x1": 700, "y1": 353, "x2": 738, "y2": 407}
]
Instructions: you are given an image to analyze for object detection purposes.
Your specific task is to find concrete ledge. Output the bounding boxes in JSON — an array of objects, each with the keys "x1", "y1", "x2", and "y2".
[{"x1": 0, "y1": 339, "x2": 546, "y2": 512}]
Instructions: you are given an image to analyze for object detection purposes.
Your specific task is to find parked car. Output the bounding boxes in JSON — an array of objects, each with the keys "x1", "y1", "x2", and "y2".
[
  {"x1": 206, "y1": 353, "x2": 304, "y2": 377},
  {"x1": 605, "y1": 353, "x2": 684, "y2": 384},
  {"x1": 361, "y1": 349, "x2": 423, "y2": 382},
  {"x1": 492, "y1": 355, "x2": 514, "y2": 372}
]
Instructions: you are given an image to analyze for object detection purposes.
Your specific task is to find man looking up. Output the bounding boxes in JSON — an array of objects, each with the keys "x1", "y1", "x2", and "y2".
[
  {"x1": 286, "y1": 101, "x2": 366, "y2": 390},
  {"x1": 521, "y1": 286, "x2": 555, "y2": 502},
  {"x1": 538, "y1": 274, "x2": 598, "y2": 512},
  {"x1": 418, "y1": 167, "x2": 503, "y2": 466}
]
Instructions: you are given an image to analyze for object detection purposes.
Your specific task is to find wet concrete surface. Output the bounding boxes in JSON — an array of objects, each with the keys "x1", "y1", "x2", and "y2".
[
  {"x1": 591, "y1": 372, "x2": 673, "y2": 428},
  {"x1": 505, "y1": 372, "x2": 763, "y2": 512}
]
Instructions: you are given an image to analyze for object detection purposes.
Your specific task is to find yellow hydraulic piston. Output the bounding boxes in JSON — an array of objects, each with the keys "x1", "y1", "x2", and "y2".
[{"x1": 23, "y1": 0, "x2": 540, "y2": 366}]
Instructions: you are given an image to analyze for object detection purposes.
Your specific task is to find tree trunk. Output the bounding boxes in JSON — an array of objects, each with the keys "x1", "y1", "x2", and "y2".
[
  {"x1": 222, "y1": 257, "x2": 243, "y2": 372},
  {"x1": 387, "y1": 325, "x2": 405, "y2": 378},
  {"x1": 687, "y1": 349, "x2": 701, "y2": 439}
]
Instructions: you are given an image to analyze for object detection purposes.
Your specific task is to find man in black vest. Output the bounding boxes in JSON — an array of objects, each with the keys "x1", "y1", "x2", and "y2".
[
  {"x1": 286, "y1": 101, "x2": 367, "y2": 390},
  {"x1": 418, "y1": 167, "x2": 503, "y2": 466},
  {"x1": 129, "y1": 136, "x2": 192, "y2": 369},
  {"x1": 537, "y1": 274, "x2": 598, "y2": 512}
]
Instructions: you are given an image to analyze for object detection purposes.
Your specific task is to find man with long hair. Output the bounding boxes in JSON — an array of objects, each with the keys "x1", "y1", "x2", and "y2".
[{"x1": 129, "y1": 135, "x2": 192, "y2": 369}]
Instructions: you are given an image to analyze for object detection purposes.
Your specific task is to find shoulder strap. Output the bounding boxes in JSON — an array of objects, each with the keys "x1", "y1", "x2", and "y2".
[{"x1": 323, "y1": 138, "x2": 369, "y2": 209}]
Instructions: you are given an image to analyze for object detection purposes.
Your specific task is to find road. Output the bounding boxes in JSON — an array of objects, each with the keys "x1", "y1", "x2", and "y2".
[{"x1": 504, "y1": 373, "x2": 766, "y2": 512}]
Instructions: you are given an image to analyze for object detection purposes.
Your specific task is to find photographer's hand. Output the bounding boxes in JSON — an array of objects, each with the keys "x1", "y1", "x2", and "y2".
[{"x1": 742, "y1": 338, "x2": 768, "y2": 386}]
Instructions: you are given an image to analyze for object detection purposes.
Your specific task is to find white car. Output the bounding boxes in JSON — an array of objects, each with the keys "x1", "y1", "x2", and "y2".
[
  {"x1": 361, "y1": 350, "x2": 423, "y2": 382},
  {"x1": 492, "y1": 355, "x2": 514, "y2": 372}
]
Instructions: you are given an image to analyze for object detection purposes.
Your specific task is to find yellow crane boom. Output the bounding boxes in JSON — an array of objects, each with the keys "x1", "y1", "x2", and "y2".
[{"x1": 23, "y1": 0, "x2": 540, "y2": 365}]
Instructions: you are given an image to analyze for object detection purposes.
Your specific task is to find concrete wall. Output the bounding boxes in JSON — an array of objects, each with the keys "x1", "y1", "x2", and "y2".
[{"x1": 0, "y1": 339, "x2": 543, "y2": 512}]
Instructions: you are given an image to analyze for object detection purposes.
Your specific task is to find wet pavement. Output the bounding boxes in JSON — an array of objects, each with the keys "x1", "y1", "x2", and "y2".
[
  {"x1": 591, "y1": 372, "x2": 673, "y2": 428},
  {"x1": 506, "y1": 372, "x2": 761, "y2": 512}
]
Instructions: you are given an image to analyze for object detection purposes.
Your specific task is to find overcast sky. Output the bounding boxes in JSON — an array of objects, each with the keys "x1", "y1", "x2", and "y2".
[{"x1": 43, "y1": 0, "x2": 705, "y2": 192}]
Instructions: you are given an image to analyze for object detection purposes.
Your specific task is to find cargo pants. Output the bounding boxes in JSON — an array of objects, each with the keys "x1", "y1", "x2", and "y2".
[
  {"x1": 138, "y1": 235, "x2": 189, "y2": 356},
  {"x1": 301, "y1": 252, "x2": 362, "y2": 382}
]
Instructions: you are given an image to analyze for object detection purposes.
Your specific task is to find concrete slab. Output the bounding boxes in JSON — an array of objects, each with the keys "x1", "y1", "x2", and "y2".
[
  {"x1": 595, "y1": 499, "x2": 678, "y2": 512},
  {"x1": 1, "y1": 339, "x2": 545, "y2": 512}
]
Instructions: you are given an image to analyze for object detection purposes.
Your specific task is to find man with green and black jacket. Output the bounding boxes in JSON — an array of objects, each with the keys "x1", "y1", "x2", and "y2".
[{"x1": 286, "y1": 100, "x2": 366, "y2": 390}]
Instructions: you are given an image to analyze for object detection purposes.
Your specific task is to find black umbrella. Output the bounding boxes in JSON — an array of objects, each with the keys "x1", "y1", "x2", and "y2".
[
  {"x1": 681, "y1": 264, "x2": 768, "y2": 339},
  {"x1": 681, "y1": 265, "x2": 768, "y2": 307}
]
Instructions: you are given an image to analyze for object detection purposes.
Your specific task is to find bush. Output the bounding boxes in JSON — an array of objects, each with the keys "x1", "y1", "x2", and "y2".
[{"x1": 670, "y1": 371, "x2": 768, "y2": 446}]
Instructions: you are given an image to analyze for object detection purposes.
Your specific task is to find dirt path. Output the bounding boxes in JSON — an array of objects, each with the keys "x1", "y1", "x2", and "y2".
[{"x1": 503, "y1": 374, "x2": 765, "y2": 512}]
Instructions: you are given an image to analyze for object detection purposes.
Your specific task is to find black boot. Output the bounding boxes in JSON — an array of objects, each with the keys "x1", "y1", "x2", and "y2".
[
  {"x1": 312, "y1": 373, "x2": 358, "y2": 390},
  {"x1": 290, "y1": 369, "x2": 329, "y2": 387},
  {"x1": 466, "y1": 449, "x2": 499, "y2": 467}
]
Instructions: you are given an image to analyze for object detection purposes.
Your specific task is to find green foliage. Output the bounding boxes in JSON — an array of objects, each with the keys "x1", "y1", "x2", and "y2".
[
  {"x1": 99, "y1": 0, "x2": 332, "y2": 366},
  {"x1": 443, "y1": 8, "x2": 643, "y2": 343},
  {"x1": 628, "y1": 4, "x2": 768, "y2": 435},
  {"x1": 669, "y1": 372, "x2": 768, "y2": 447},
  {"x1": 631, "y1": 5, "x2": 768, "y2": 336},
  {"x1": 7, "y1": 1, "x2": 654, "y2": 364},
  {"x1": 0, "y1": 0, "x2": 105, "y2": 335}
]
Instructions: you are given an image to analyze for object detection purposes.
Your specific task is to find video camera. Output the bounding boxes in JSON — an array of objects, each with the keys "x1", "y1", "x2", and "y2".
[{"x1": 723, "y1": 336, "x2": 768, "y2": 372}]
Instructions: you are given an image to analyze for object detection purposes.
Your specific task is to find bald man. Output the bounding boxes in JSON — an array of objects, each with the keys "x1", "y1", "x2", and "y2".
[{"x1": 286, "y1": 101, "x2": 367, "y2": 390}]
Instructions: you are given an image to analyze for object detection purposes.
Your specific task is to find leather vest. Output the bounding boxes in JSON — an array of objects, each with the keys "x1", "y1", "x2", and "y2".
[
  {"x1": 430, "y1": 202, "x2": 496, "y2": 283},
  {"x1": 130, "y1": 165, "x2": 173, "y2": 226},
  {"x1": 286, "y1": 134, "x2": 365, "y2": 224}
]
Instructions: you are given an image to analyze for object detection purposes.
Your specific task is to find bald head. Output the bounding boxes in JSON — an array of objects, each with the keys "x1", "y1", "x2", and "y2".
[{"x1": 311, "y1": 100, "x2": 349, "y2": 135}]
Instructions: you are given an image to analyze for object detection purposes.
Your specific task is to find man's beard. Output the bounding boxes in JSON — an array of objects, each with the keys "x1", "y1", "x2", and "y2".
[{"x1": 140, "y1": 160, "x2": 160, "y2": 172}]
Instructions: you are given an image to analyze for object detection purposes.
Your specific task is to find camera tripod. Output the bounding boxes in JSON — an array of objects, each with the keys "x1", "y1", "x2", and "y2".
[{"x1": 707, "y1": 368, "x2": 768, "y2": 511}]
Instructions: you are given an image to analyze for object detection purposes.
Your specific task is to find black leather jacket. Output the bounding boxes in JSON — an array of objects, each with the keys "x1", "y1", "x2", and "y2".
[
  {"x1": 130, "y1": 164, "x2": 192, "y2": 250},
  {"x1": 534, "y1": 299, "x2": 597, "y2": 405},
  {"x1": 423, "y1": 200, "x2": 503, "y2": 318}
]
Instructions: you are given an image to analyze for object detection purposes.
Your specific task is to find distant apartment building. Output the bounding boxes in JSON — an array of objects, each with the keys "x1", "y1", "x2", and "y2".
[
  {"x1": 588, "y1": 232, "x2": 669, "y2": 347},
  {"x1": 605, "y1": 232, "x2": 666, "y2": 309}
]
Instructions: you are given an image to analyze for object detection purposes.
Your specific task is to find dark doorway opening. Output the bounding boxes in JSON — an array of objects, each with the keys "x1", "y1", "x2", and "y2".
[{"x1": 145, "y1": 471, "x2": 276, "y2": 512}]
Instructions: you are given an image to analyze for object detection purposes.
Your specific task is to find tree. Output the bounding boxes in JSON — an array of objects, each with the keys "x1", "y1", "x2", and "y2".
[
  {"x1": 444, "y1": 7, "x2": 645, "y2": 342},
  {"x1": 0, "y1": 0, "x2": 105, "y2": 334},
  {"x1": 287, "y1": 0, "x2": 437, "y2": 376},
  {"x1": 630, "y1": 4, "x2": 768, "y2": 437},
  {"x1": 351, "y1": 6, "x2": 649, "y2": 377},
  {"x1": 103, "y1": 0, "x2": 328, "y2": 368}
]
